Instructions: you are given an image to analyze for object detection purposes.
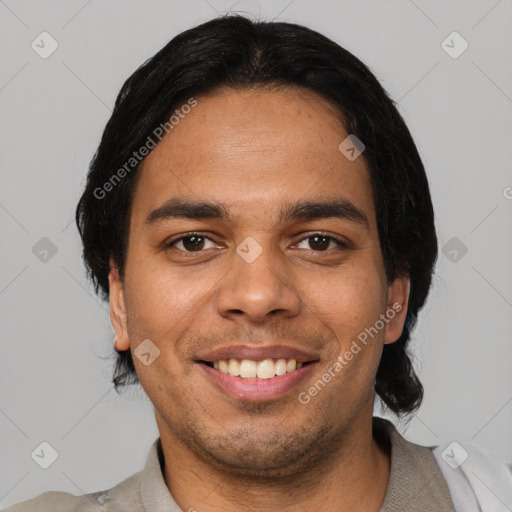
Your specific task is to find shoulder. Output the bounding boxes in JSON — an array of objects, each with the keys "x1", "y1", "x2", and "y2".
[
  {"x1": 431, "y1": 441, "x2": 512, "y2": 510},
  {"x1": 373, "y1": 418, "x2": 512, "y2": 510},
  {"x1": 2, "y1": 490, "x2": 103, "y2": 511},
  {"x1": 3, "y1": 438, "x2": 166, "y2": 512},
  {"x1": 3, "y1": 471, "x2": 144, "y2": 512}
]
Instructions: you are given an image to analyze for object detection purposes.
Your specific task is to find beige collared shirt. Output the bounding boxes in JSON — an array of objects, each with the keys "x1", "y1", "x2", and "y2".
[{"x1": 5, "y1": 418, "x2": 457, "y2": 511}]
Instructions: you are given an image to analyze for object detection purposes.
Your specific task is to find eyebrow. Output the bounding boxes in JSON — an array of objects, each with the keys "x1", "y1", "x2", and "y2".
[
  {"x1": 145, "y1": 198, "x2": 229, "y2": 226},
  {"x1": 144, "y1": 197, "x2": 369, "y2": 230},
  {"x1": 279, "y1": 199, "x2": 369, "y2": 229}
]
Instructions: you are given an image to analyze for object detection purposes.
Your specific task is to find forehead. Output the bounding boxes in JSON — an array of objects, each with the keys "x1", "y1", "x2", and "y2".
[{"x1": 131, "y1": 86, "x2": 375, "y2": 227}]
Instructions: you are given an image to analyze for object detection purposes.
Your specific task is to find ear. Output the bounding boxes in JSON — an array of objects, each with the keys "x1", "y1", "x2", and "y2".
[
  {"x1": 384, "y1": 275, "x2": 410, "y2": 345},
  {"x1": 108, "y1": 258, "x2": 130, "y2": 351}
]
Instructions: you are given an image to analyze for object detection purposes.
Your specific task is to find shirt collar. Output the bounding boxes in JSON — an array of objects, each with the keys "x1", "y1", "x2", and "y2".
[
  {"x1": 140, "y1": 438, "x2": 183, "y2": 512},
  {"x1": 137, "y1": 418, "x2": 454, "y2": 511}
]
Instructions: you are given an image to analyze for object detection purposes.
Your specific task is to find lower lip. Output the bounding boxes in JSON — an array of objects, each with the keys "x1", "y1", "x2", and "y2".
[{"x1": 198, "y1": 363, "x2": 317, "y2": 401}]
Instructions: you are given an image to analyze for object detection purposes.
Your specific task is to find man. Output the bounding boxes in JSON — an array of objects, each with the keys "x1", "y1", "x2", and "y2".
[{"x1": 7, "y1": 14, "x2": 511, "y2": 512}]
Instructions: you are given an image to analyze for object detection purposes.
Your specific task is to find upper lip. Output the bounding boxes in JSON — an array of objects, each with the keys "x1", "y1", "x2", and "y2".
[{"x1": 196, "y1": 345, "x2": 320, "y2": 364}]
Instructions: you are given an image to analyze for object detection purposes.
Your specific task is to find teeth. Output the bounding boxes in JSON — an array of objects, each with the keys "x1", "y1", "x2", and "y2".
[
  {"x1": 228, "y1": 358, "x2": 241, "y2": 376},
  {"x1": 240, "y1": 359, "x2": 257, "y2": 378},
  {"x1": 257, "y1": 359, "x2": 275, "y2": 379},
  {"x1": 275, "y1": 358, "x2": 287, "y2": 376},
  {"x1": 211, "y1": 358, "x2": 304, "y2": 379}
]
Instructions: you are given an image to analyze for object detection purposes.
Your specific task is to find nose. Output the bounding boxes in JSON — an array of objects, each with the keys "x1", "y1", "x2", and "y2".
[{"x1": 215, "y1": 242, "x2": 302, "y2": 324}]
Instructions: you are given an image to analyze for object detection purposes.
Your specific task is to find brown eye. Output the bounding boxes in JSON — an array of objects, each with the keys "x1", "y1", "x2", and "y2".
[
  {"x1": 295, "y1": 234, "x2": 348, "y2": 252},
  {"x1": 308, "y1": 235, "x2": 331, "y2": 251},
  {"x1": 169, "y1": 234, "x2": 215, "y2": 252},
  {"x1": 182, "y1": 235, "x2": 205, "y2": 251}
]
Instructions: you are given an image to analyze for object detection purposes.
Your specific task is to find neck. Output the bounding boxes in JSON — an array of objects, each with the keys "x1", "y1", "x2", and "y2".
[{"x1": 158, "y1": 412, "x2": 391, "y2": 512}]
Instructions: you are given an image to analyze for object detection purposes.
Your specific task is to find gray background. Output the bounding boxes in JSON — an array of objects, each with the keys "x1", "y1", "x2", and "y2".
[{"x1": 1, "y1": 0, "x2": 511, "y2": 507}]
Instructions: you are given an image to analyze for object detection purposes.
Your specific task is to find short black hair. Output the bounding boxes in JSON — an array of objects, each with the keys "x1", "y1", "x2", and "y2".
[{"x1": 76, "y1": 15, "x2": 438, "y2": 416}]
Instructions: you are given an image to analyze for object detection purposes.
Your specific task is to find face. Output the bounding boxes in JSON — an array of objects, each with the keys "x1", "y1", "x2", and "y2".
[{"x1": 109, "y1": 86, "x2": 409, "y2": 477}]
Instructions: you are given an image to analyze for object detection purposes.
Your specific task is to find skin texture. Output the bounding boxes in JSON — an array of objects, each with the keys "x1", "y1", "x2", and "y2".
[{"x1": 109, "y1": 86, "x2": 410, "y2": 512}]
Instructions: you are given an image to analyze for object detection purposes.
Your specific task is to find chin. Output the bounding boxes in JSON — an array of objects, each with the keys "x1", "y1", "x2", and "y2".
[{"x1": 188, "y1": 424, "x2": 335, "y2": 481}]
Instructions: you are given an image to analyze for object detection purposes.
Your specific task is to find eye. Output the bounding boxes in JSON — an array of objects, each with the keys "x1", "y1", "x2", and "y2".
[
  {"x1": 296, "y1": 234, "x2": 348, "y2": 251},
  {"x1": 167, "y1": 234, "x2": 217, "y2": 252}
]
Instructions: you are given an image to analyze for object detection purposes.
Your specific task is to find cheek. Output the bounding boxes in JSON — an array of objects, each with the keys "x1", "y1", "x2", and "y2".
[
  {"x1": 312, "y1": 269, "x2": 387, "y2": 405},
  {"x1": 124, "y1": 255, "x2": 224, "y2": 352},
  {"x1": 306, "y1": 259, "x2": 387, "y2": 340}
]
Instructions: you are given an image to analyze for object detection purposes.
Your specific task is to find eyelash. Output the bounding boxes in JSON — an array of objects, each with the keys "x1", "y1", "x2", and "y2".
[{"x1": 165, "y1": 232, "x2": 349, "y2": 253}]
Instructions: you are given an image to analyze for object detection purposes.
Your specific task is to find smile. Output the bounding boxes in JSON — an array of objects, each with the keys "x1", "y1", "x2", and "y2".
[
  {"x1": 203, "y1": 358, "x2": 307, "y2": 379},
  {"x1": 198, "y1": 359, "x2": 318, "y2": 401}
]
